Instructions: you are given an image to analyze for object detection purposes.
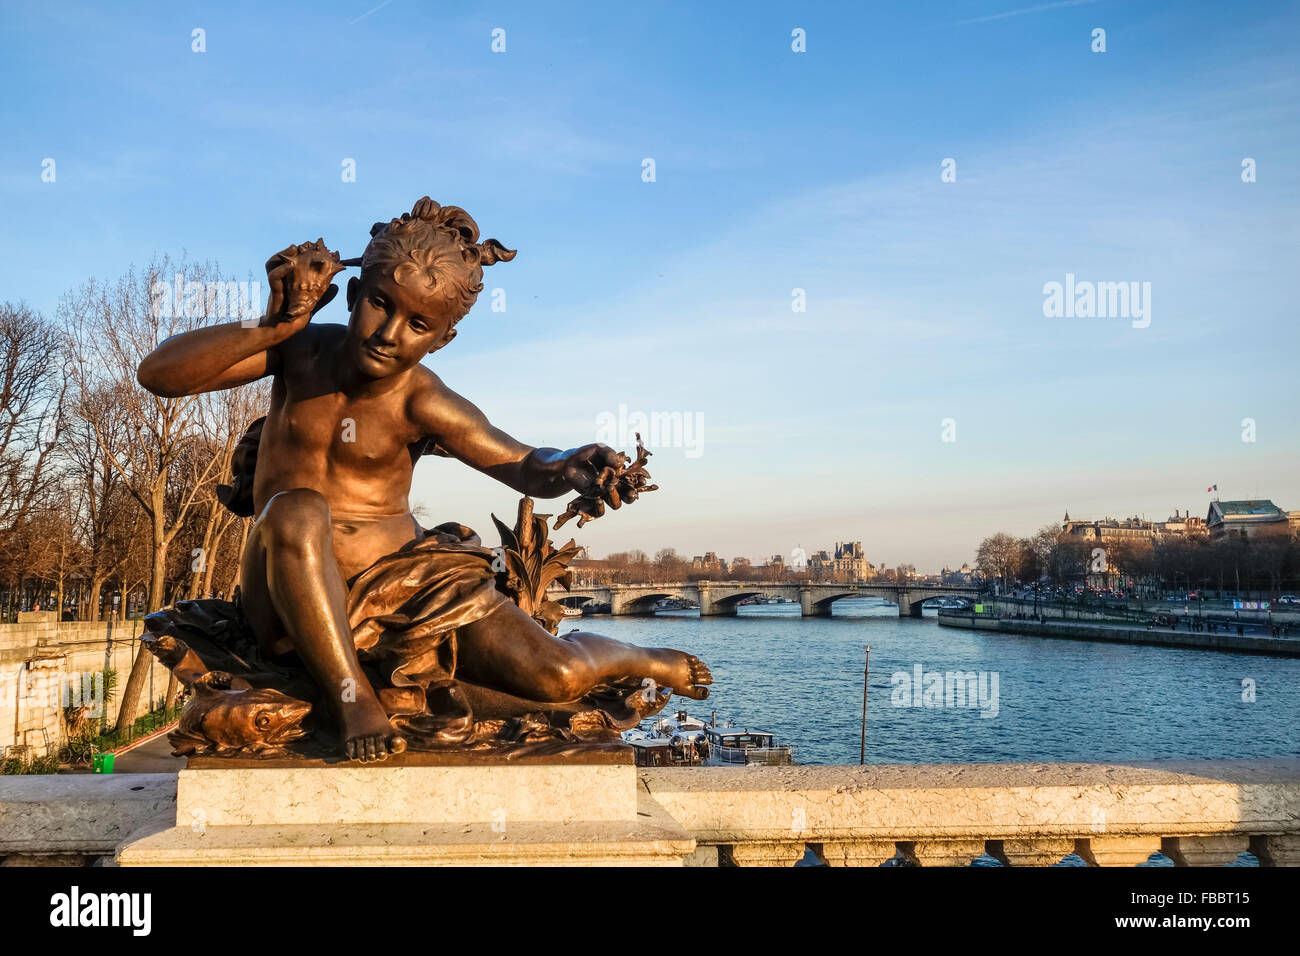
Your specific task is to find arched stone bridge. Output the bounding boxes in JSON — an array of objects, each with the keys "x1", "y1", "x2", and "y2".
[{"x1": 548, "y1": 581, "x2": 983, "y2": 618}]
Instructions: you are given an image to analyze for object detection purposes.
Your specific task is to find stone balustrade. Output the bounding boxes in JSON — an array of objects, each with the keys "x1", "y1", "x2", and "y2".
[
  {"x1": 0, "y1": 758, "x2": 1296, "y2": 866},
  {"x1": 641, "y1": 759, "x2": 1300, "y2": 867}
]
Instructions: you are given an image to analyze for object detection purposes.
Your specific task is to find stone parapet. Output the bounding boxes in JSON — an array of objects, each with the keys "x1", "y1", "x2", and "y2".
[
  {"x1": 640, "y1": 759, "x2": 1300, "y2": 866},
  {"x1": 0, "y1": 773, "x2": 176, "y2": 864},
  {"x1": 1, "y1": 759, "x2": 1297, "y2": 867}
]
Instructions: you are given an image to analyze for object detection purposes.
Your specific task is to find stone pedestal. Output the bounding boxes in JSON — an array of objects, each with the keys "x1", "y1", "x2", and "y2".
[{"x1": 117, "y1": 750, "x2": 695, "y2": 866}]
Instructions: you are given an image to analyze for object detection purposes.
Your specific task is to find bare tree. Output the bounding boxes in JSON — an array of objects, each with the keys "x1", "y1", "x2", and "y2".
[
  {"x1": 0, "y1": 303, "x2": 67, "y2": 597},
  {"x1": 975, "y1": 532, "x2": 1021, "y2": 589},
  {"x1": 60, "y1": 258, "x2": 256, "y2": 729}
]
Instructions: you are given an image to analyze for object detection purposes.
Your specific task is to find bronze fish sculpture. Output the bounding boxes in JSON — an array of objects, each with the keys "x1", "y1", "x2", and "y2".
[{"x1": 169, "y1": 671, "x2": 311, "y2": 757}]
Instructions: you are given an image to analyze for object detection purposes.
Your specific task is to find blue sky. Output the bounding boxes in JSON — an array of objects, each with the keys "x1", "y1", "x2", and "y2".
[{"x1": 2, "y1": 0, "x2": 1297, "y2": 569}]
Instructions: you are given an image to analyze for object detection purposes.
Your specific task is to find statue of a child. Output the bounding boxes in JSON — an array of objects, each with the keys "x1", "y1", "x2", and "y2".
[{"x1": 138, "y1": 198, "x2": 710, "y2": 761}]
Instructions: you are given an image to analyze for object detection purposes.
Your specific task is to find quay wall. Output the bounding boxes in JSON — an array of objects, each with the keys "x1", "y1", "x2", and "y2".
[
  {"x1": 994, "y1": 595, "x2": 1300, "y2": 624},
  {"x1": 0, "y1": 617, "x2": 169, "y2": 756},
  {"x1": 937, "y1": 614, "x2": 1300, "y2": 657}
]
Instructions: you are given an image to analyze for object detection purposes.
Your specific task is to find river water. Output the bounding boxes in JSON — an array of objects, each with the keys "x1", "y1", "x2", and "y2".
[{"x1": 584, "y1": 599, "x2": 1300, "y2": 766}]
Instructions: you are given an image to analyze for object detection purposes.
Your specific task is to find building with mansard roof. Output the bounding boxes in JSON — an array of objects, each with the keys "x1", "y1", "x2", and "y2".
[{"x1": 1206, "y1": 500, "x2": 1296, "y2": 541}]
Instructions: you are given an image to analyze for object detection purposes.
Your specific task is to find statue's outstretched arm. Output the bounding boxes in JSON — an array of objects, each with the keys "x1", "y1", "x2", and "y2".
[{"x1": 410, "y1": 376, "x2": 622, "y2": 499}]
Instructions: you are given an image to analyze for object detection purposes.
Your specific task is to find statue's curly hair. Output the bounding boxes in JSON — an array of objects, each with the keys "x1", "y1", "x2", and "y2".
[{"x1": 360, "y1": 197, "x2": 516, "y2": 322}]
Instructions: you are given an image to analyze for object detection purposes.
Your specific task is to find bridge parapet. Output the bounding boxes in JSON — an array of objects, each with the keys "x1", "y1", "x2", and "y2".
[
  {"x1": 3, "y1": 759, "x2": 1295, "y2": 867},
  {"x1": 642, "y1": 758, "x2": 1300, "y2": 867}
]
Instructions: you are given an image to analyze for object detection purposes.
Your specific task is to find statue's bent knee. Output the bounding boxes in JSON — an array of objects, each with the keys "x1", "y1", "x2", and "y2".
[{"x1": 260, "y1": 488, "x2": 331, "y2": 543}]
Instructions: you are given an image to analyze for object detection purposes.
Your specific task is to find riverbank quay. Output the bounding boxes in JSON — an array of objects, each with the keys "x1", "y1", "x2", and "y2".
[
  {"x1": 1, "y1": 758, "x2": 1297, "y2": 867},
  {"x1": 990, "y1": 595, "x2": 1300, "y2": 628},
  {"x1": 938, "y1": 610, "x2": 1300, "y2": 657}
]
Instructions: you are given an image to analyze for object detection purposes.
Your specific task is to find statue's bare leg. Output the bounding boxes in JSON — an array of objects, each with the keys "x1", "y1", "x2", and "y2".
[
  {"x1": 456, "y1": 601, "x2": 711, "y2": 702},
  {"x1": 240, "y1": 488, "x2": 406, "y2": 761}
]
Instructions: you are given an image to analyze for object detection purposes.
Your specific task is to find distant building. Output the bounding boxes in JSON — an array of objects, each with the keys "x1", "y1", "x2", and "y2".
[
  {"x1": 691, "y1": 551, "x2": 727, "y2": 574},
  {"x1": 942, "y1": 563, "x2": 975, "y2": 585},
  {"x1": 1156, "y1": 509, "x2": 1207, "y2": 536},
  {"x1": 1206, "y1": 500, "x2": 1294, "y2": 541},
  {"x1": 1063, "y1": 510, "x2": 1207, "y2": 544},
  {"x1": 809, "y1": 541, "x2": 873, "y2": 580},
  {"x1": 1062, "y1": 513, "x2": 1158, "y2": 589},
  {"x1": 569, "y1": 556, "x2": 611, "y2": 585},
  {"x1": 1063, "y1": 514, "x2": 1158, "y2": 545}
]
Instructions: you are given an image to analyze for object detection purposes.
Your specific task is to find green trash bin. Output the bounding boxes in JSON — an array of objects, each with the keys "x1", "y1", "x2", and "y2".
[{"x1": 92, "y1": 753, "x2": 115, "y2": 774}]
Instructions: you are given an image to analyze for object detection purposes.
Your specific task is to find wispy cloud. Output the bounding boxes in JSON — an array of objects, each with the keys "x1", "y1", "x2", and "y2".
[
  {"x1": 952, "y1": 0, "x2": 1100, "y2": 27},
  {"x1": 348, "y1": 0, "x2": 394, "y2": 26}
]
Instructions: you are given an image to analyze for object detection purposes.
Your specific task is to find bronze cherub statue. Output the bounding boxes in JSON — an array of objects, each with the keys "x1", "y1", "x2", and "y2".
[{"x1": 137, "y1": 197, "x2": 709, "y2": 762}]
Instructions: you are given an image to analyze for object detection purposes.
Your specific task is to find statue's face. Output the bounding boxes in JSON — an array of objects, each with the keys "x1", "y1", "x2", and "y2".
[{"x1": 344, "y1": 270, "x2": 457, "y2": 379}]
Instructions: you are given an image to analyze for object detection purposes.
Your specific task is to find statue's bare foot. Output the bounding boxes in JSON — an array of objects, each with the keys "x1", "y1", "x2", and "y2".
[
  {"x1": 653, "y1": 650, "x2": 712, "y2": 700},
  {"x1": 340, "y1": 700, "x2": 407, "y2": 762}
]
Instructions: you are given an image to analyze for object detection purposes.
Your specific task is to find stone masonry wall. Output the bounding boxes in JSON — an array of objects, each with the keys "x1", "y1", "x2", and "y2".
[{"x1": 0, "y1": 619, "x2": 169, "y2": 755}]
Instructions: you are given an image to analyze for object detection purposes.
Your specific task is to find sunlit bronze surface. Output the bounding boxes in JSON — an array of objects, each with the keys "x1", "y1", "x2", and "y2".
[{"x1": 138, "y1": 198, "x2": 709, "y2": 762}]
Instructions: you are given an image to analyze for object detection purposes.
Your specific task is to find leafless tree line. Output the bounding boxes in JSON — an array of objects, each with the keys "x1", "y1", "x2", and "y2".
[
  {"x1": 976, "y1": 525, "x2": 1300, "y2": 596},
  {"x1": 0, "y1": 258, "x2": 268, "y2": 730}
]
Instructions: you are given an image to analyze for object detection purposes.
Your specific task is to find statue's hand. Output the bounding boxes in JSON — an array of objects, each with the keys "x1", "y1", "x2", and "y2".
[
  {"x1": 561, "y1": 443, "x2": 629, "y2": 506},
  {"x1": 553, "y1": 438, "x2": 658, "y2": 529},
  {"x1": 262, "y1": 239, "x2": 345, "y2": 329}
]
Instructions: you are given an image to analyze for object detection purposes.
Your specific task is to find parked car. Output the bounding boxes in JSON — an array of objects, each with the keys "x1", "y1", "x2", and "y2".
[{"x1": 1278, "y1": 594, "x2": 1300, "y2": 605}]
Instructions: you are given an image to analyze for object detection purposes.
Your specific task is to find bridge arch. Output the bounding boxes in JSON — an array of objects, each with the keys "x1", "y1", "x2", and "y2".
[
  {"x1": 801, "y1": 588, "x2": 896, "y2": 617},
  {"x1": 911, "y1": 591, "x2": 977, "y2": 611},
  {"x1": 917, "y1": 593, "x2": 973, "y2": 608},
  {"x1": 612, "y1": 588, "x2": 696, "y2": 616},
  {"x1": 697, "y1": 587, "x2": 771, "y2": 616}
]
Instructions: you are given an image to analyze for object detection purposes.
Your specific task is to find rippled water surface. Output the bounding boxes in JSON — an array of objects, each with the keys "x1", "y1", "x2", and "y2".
[{"x1": 584, "y1": 599, "x2": 1300, "y2": 766}]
